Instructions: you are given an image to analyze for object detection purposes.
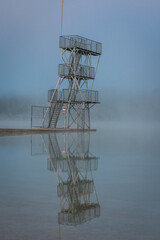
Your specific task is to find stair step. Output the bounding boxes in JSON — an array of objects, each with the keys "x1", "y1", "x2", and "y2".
[{"x1": 48, "y1": 102, "x2": 63, "y2": 128}]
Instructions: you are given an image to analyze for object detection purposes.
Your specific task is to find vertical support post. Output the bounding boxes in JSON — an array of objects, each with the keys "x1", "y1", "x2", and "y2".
[
  {"x1": 30, "y1": 135, "x2": 32, "y2": 155},
  {"x1": 67, "y1": 105, "x2": 70, "y2": 128},
  {"x1": 31, "y1": 106, "x2": 32, "y2": 128},
  {"x1": 59, "y1": 224, "x2": 61, "y2": 240},
  {"x1": 63, "y1": 108, "x2": 67, "y2": 129},
  {"x1": 77, "y1": 104, "x2": 79, "y2": 129},
  {"x1": 43, "y1": 107, "x2": 44, "y2": 128},
  {"x1": 82, "y1": 103, "x2": 85, "y2": 130},
  {"x1": 88, "y1": 104, "x2": 90, "y2": 129}
]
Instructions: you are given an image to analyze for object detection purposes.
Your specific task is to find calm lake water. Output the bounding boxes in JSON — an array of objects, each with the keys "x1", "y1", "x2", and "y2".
[{"x1": 0, "y1": 123, "x2": 160, "y2": 240}]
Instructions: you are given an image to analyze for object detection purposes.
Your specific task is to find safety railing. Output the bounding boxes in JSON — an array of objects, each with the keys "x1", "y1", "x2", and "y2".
[
  {"x1": 48, "y1": 89, "x2": 99, "y2": 103},
  {"x1": 58, "y1": 203, "x2": 100, "y2": 225},
  {"x1": 63, "y1": 89, "x2": 99, "y2": 103},
  {"x1": 59, "y1": 35, "x2": 102, "y2": 55},
  {"x1": 48, "y1": 89, "x2": 62, "y2": 102},
  {"x1": 58, "y1": 64, "x2": 95, "y2": 79},
  {"x1": 57, "y1": 180, "x2": 94, "y2": 197},
  {"x1": 31, "y1": 106, "x2": 49, "y2": 128}
]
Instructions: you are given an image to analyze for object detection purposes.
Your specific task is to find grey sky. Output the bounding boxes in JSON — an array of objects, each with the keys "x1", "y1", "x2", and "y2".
[{"x1": 0, "y1": 0, "x2": 160, "y2": 98}]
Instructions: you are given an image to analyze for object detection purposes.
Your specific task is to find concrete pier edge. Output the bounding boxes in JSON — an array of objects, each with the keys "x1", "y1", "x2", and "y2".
[{"x1": 0, "y1": 128, "x2": 96, "y2": 136}]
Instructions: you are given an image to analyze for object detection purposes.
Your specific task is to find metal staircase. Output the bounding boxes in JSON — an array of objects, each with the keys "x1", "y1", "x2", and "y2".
[{"x1": 48, "y1": 102, "x2": 63, "y2": 128}]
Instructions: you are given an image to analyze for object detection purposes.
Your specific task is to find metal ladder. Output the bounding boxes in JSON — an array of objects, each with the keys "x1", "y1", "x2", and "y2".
[{"x1": 48, "y1": 101, "x2": 63, "y2": 128}]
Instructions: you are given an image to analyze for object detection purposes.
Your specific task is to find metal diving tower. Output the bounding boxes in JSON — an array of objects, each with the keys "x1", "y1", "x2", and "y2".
[
  {"x1": 31, "y1": 35, "x2": 102, "y2": 130},
  {"x1": 31, "y1": 0, "x2": 102, "y2": 130}
]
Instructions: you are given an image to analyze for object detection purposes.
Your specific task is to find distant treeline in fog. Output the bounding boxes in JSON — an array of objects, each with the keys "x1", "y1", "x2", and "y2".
[
  {"x1": 0, "y1": 89, "x2": 160, "y2": 121},
  {"x1": 94, "y1": 88, "x2": 160, "y2": 121},
  {"x1": 0, "y1": 97, "x2": 31, "y2": 119},
  {"x1": 0, "y1": 95, "x2": 46, "y2": 119}
]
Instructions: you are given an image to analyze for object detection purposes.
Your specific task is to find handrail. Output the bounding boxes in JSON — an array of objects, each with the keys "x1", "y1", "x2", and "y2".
[
  {"x1": 48, "y1": 89, "x2": 99, "y2": 103},
  {"x1": 59, "y1": 35, "x2": 102, "y2": 55}
]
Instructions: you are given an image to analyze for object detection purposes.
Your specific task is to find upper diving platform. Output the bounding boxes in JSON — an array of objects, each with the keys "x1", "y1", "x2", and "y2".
[{"x1": 59, "y1": 35, "x2": 102, "y2": 56}]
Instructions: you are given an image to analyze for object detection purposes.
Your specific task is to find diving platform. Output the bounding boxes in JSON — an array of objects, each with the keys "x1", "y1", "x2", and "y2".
[
  {"x1": 59, "y1": 35, "x2": 102, "y2": 56},
  {"x1": 48, "y1": 89, "x2": 99, "y2": 103},
  {"x1": 58, "y1": 64, "x2": 95, "y2": 79}
]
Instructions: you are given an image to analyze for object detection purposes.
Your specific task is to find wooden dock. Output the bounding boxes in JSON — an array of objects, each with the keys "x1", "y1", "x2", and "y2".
[{"x1": 0, "y1": 128, "x2": 96, "y2": 136}]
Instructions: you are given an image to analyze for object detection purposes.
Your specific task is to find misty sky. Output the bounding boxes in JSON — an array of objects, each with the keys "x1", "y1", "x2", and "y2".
[{"x1": 0, "y1": 0, "x2": 160, "y2": 99}]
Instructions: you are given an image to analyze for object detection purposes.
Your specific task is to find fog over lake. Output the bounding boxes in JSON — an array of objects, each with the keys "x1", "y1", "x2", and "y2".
[
  {"x1": 0, "y1": 0, "x2": 160, "y2": 239},
  {"x1": 0, "y1": 87, "x2": 160, "y2": 128}
]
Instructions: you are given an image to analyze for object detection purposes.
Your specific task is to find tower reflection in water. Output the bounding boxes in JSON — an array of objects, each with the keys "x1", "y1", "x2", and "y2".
[{"x1": 31, "y1": 132, "x2": 100, "y2": 227}]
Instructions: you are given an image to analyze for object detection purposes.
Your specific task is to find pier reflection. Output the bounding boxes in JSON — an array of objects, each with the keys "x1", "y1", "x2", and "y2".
[{"x1": 31, "y1": 132, "x2": 100, "y2": 227}]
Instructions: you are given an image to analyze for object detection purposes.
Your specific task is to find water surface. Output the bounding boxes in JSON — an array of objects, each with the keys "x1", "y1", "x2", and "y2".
[{"x1": 0, "y1": 123, "x2": 160, "y2": 240}]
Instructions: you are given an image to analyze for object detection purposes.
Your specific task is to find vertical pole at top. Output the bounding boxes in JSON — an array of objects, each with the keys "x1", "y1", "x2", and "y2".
[
  {"x1": 61, "y1": 0, "x2": 63, "y2": 37},
  {"x1": 59, "y1": 0, "x2": 64, "y2": 99},
  {"x1": 60, "y1": 0, "x2": 63, "y2": 64}
]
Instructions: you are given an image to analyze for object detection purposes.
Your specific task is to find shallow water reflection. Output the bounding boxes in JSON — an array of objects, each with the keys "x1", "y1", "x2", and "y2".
[
  {"x1": 31, "y1": 133, "x2": 100, "y2": 227},
  {"x1": 0, "y1": 124, "x2": 160, "y2": 240}
]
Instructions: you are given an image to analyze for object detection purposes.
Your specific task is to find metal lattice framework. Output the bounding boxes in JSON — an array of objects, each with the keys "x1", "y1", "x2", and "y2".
[
  {"x1": 31, "y1": 35, "x2": 102, "y2": 129},
  {"x1": 43, "y1": 35, "x2": 102, "y2": 129}
]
